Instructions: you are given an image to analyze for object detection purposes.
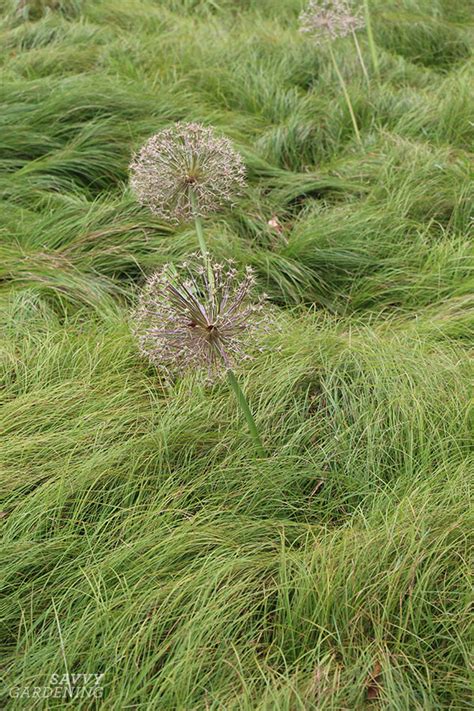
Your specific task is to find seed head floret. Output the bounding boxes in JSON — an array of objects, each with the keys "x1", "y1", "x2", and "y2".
[
  {"x1": 133, "y1": 255, "x2": 270, "y2": 378},
  {"x1": 299, "y1": 0, "x2": 365, "y2": 43},
  {"x1": 129, "y1": 122, "x2": 246, "y2": 223}
]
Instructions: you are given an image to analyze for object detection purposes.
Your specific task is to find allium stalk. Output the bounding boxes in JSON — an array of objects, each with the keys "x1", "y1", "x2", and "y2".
[
  {"x1": 363, "y1": 0, "x2": 380, "y2": 80},
  {"x1": 327, "y1": 42, "x2": 362, "y2": 145},
  {"x1": 300, "y1": 0, "x2": 366, "y2": 145},
  {"x1": 351, "y1": 29, "x2": 370, "y2": 86},
  {"x1": 133, "y1": 256, "x2": 269, "y2": 455},
  {"x1": 190, "y1": 190, "x2": 215, "y2": 295}
]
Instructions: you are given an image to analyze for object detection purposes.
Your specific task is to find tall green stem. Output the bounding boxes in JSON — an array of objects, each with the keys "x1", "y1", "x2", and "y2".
[
  {"x1": 190, "y1": 191, "x2": 208, "y2": 258},
  {"x1": 352, "y1": 31, "x2": 370, "y2": 86},
  {"x1": 363, "y1": 0, "x2": 380, "y2": 81},
  {"x1": 190, "y1": 191, "x2": 214, "y2": 292},
  {"x1": 226, "y1": 368, "x2": 265, "y2": 457},
  {"x1": 194, "y1": 212, "x2": 208, "y2": 261},
  {"x1": 328, "y1": 43, "x2": 362, "y2": 146}
]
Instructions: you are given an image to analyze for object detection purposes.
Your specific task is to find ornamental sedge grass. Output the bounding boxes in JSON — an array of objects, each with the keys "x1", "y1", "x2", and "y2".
[{"x1": 0, "y1": 0, "x2": 473, "y2": 708}]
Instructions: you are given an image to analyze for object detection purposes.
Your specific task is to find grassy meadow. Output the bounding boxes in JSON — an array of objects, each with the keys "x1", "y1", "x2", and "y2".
[{"x1": 1, "y1": 0, "x2": 473, "y2": 707}]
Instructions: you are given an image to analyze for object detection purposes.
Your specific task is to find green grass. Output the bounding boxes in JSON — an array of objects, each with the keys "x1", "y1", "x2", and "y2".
[{"x1": 0, "y1": 0, "x2": 472, "y2": 708}]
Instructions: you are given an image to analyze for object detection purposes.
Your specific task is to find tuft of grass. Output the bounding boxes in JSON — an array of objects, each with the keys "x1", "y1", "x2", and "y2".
[{"x1": 0, "y1": 0, "x2": 472, "y2": 708}]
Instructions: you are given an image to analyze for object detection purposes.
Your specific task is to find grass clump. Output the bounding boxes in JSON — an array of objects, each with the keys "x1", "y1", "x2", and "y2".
[{"x1": 0, "y1": 0, "x2": 472, "y2": 708}]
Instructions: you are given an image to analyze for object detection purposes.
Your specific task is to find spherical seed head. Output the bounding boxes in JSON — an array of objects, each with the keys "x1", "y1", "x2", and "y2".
[
  {"x1": 129, "y1": 122, "x2": 246, "y2": 223},
  {"x1": 133, "y1": 255, "x2": 271, "y2": 379},
  {"x1": 299, "y1": 0, "x2": 365, "y2": 43}
]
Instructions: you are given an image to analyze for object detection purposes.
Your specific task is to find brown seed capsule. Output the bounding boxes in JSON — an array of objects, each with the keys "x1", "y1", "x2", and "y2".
[
  {"x1": 300, "y1": 0, "x2": 365, "y2": 44},
  {"x1": 133, "y1": 254, "x2": 271, "y2": 379},
  {"x1": 129, "y1": 122, "x2": 246, "y2": 223}
]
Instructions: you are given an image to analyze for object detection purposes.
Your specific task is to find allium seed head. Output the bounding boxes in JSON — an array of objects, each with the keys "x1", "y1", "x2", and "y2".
[
  {"x1": 299, "y1": 0, "x2": 365, "y2": 43},
  {"x1": 129, "y1": 122, "x2": 246, "y2": 223},
  {"x1": 133, "y1": 255, "x2": 270, "y2": 379}
]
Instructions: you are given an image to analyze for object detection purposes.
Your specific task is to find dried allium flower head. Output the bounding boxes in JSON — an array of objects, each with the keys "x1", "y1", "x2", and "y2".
[
  {"x1": 133, "y1": 255, "x2": 269, "y2": 378},
  {"x1": 129, "y1": 122, "x2": 246, "y2": 223},
  {"x1": 299, "y1": 0, "x2": 365, "y2": 43}
]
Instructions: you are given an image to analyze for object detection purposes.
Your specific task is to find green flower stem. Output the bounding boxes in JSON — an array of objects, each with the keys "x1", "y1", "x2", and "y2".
[
  {"x1": 226, "y1": 368, "x2": 265, "y2": 457},
  {"x1": 193, "y1": 211, "x2": 208, "y2": 261},
  {"x1": 328, "y1": 43, "x2": 362, "y2": 146},
  {"x1": 363, "y1": 0, "x2": 380, "y2": 81},
  {"x1": 351, "y1": 31, "x2": 370, "y2": 86},
  {"x1": 190, "y1": 191, "x2": 214, "y2": 292}
]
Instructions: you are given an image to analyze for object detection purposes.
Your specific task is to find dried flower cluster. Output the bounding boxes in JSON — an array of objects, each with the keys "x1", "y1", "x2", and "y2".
[
  {"x1": 299, "y1": 0, "x2": 365, "y2": 43},
  {"x1": 130, "y1": 122, "x2": 246, "y2": 223},
  {"x1": 134, "y1": 255, "x2": 270, "y2": 378}
]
